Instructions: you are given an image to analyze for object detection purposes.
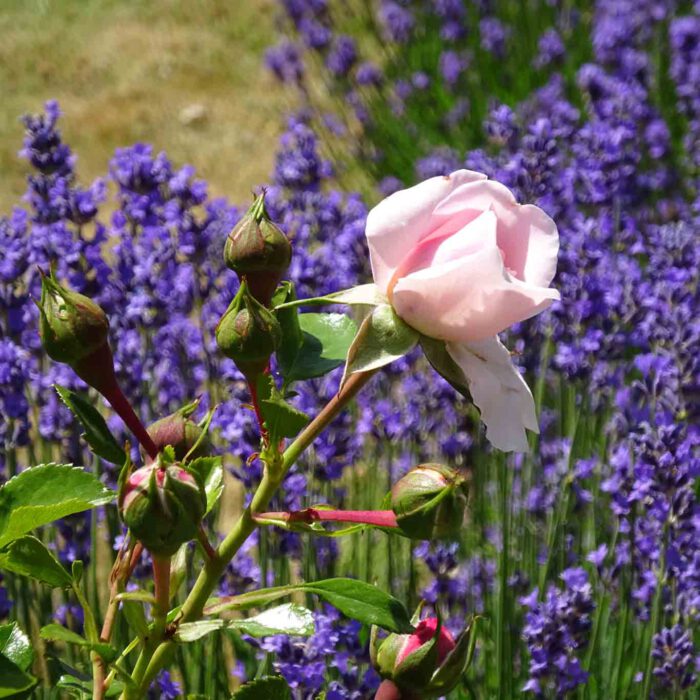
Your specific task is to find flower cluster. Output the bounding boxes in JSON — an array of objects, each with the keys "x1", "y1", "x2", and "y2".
[{"x1": 520, "y1": 568, "x2": 594, "y2": 696}]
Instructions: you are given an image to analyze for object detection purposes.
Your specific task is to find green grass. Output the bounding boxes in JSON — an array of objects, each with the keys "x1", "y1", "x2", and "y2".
[{"x1": 0, "y1": 0, "x2": 292, "y2": 213}]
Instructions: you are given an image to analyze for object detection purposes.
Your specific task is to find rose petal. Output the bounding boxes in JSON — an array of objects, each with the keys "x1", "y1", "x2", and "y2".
[
  {"x1": 433, "y1": 179, "x2": 559, "y2": 287},
  {"x1": 389, "y1": 210, "x2": 498, "y2": 288},
  {"x1": 366, "y1": 169, "x2": 487, "y2": 292},
  {"x1": 446, "y1": 337, "x2": 538, "y2": 452},
  {"x1": 391, "y1": 218, "x2": 560, "y2": 343}
]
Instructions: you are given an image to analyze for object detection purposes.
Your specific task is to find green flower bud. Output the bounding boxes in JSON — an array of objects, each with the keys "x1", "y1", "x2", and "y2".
[
  {"x1": 120, "y1": 462, "x2": 206, "y2": 556},
  {"x1": 224, "y1": 192, "x2": 291, "y2": 305},
  {"x1": 147, "y1": 400, "x2": 206, "y2": 462},
  {"x1": 38, "y1": 270, "x2": 109, "y2": 365},
  {"x1": 215, "y1": 280, "x2": 282, "y2": 375},
  {"x1": 391, "y1": 464, "x2": 468, "y2": 540}
]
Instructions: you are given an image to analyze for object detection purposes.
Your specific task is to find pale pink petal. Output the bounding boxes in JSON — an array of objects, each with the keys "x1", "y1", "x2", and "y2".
[
  {"x1": 391, "y1": 236, "x2": 560, "y2": 343},
  {"x1": 433, "y1": 180, "x2": 559, "y2": 287},
  {"x1": 389, "y1": 210, "x2": 498, "y2": 285},
  {"x1": 366, "y1": 169, "x2": 487, "y2": 291},
  {"x1": 446, "y1": 337, "x2": 538, "y2": 452}
]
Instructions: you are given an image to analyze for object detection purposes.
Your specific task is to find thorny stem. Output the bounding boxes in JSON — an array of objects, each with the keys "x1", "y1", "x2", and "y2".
[
  {"x1": 94, "y1": 541, "x2": 143, "y2": 698},
  {"x1": 102, "y1": 380, "x2": 159, "y2": 461},
  {"x1": 246, "y1": 373, "x2": 269, "y2": 445},
  {"x1": 122, "y1": 369, "x2": 376, "y2": 697}
]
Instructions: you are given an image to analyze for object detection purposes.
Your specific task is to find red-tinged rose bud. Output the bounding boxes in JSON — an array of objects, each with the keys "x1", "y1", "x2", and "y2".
[
  {"x1": 396, "y1": 618, "x2": 455, "y2": 667},
  {"x1": 146, "y1": 400, "x2": 205, "y2": 462},
  {"x1": 372, "y1": 613, "x2": 474, "y2": 699},
  {"x1": 224, "y1": 192, "x2": 291, "y2": 306},
  {"x1": 120, "y1": 461, "x2": 206, "y2": 556},
  {"x1": 38, "y1": 270, "x2": 109, "y2": 366},
  {"x1": 215, "y1": 280, "x2": 282, "y2": 377},
  {"x1": 390, "y1": 464, "x2": 468, "y2": 540}
]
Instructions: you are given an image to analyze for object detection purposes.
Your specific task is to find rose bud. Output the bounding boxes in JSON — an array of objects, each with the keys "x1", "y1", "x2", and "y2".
[
  {"x1": 215, "y1": 280, "x2": 282, "y2": 376},
  {"x1": 120, "y1": 461, "x2": 206, "y2": 556},
  {"x1": 373, "y1": 618, "x2": 454, "y2": 698},
  {"x1": 390, "y1": 464, "x2": 468, "y2": 540},
  {"x1": 147, "y1": 399, "x2": 206, "y2": 462},
  {"x1": 371, "y1": 614, "x2": 476, "y2": 699},
  {"x1": 224, "y1": 192, "x2": 292, "y2": 306},
  {"x1": 38, "y1": 269, "x2": 109, "y2": 367}
]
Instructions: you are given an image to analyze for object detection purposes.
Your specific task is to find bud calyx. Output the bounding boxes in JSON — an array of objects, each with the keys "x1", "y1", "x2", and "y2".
[
  {"x1": 147, "y1": 399, "x2": 206, "y2": 462},
  {"x1": 224, "y1": 192, "x2": 291, "y2": 305},
  {"x1": 390, "y1": 464, "x2": 468, "y2": 540},
  {"x1": 215, "y1": 280, "x2": 282, "y2": 375},
  {"x1": 38, "y1": 270, "x2": 109, "y2": 365},
  {"x1": 119, "y1": 455, "x2": 206, "y2": 556}
]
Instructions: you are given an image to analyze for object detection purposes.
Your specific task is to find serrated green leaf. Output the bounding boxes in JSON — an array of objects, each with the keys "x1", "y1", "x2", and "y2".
[
  {"x1": 300, "y1": 579, "x2": 414, "y2": 634},
  {"x1": 0, "y1": 655, "x2": 36, "y2": 698},
  {"x1": 204, "y1": 584, "x2": 299, "y2": 615},
  {"x1": 0, "y1": 536, "x2": 72, "y2": 588},
  {"x1": 40, "y1": 623, "x2": 85, "y2": 646},
  {"x1": 260, "y1": 398, "x2": 309, "y2": 442},
  {"x1": 206, "y1": 578, "x2": 413, "y2": 634},
  {"x1": 187, "y1": 457, "x2": 224, "y2": 514},
  {"x1": 57, "y1": 675, "x2": 123, "y2": 698},
  {"x1": 40, "y1": 624, "x2": 119, "y2": 663},
  {"x1": 274, "y1": 281, "x2": 304, "y2": 379},
  {"x1": 343, "y1": 305, "x2": 418, "y2": 379},
  {"x1": 0, "y1": 623, "x2": 33, "y2": 672},
  {"x1": 0, "y1": 464, "x2": 115, "y2": 547},
  {"x1": 54, "y1": 385, "x2": 126, "y2": 465},
  {"x1": 121, "y1": 599, "x2": 150, "y2": 639},
  {"x1": 281, "y1": 313, "x2": 358, "y2": 384},
  {"x1": 231, "y1": 676, "x2": 291, "y2": 700},
  {"x1": 176, "y1": 620, "x2": 225, "y2": 642},
  {"x1": 229, "y1": 604, "x2": 315, "y2": 638}
]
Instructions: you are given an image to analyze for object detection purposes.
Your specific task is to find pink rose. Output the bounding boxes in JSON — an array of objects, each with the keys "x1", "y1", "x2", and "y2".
[{"x1": 365, "y1": 169, "x2": 560, "y2": 451}]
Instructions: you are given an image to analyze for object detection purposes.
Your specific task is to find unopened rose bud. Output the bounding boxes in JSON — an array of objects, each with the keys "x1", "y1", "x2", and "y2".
[
  {"x1": 215, "y1": 280, "x2": 282, "y2": 376},
  {"x1": 38, "y1": 270, "x2": 109, "y2": 366},
  {"x1": 120, "y1": 462, "x2": 206, "y2": 556},
  {"x1": 224, "y1": 192, "x2": 291, "y2": 306},
  {"x1": 390, "y1": 464, "x2": 468, "y2": 540},
  {"x1": 373, "y1": 618, "x2": 456, "y2": 698},
  {"x1": 147, "y1": 400, "x2": 205, "y2": 462}
]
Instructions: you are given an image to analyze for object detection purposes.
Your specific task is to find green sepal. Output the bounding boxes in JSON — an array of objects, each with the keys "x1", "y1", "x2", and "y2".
[
  {"x1": 420, "y1": 336, "x2": 470, "y2": 399},
  {"x1": 343, "y1": 304, "x2": 419, "y2": 381},
  {"x1": 428, "y1": 616, "x2": 479, "y2": 692}
]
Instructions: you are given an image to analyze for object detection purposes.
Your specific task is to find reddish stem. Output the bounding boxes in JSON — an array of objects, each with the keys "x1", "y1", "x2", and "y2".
[
  {"x1": 246, "y1": 375, "x2": 269, "y2": 444},
  {"x1": 73, "y1": 343, "x2": 159, "y2": 460},
  {"x1": 256, "y1": 508, "x2": 399, "y2": 529}
]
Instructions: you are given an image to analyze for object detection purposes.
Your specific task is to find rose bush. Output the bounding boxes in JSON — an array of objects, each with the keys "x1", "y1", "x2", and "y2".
[{"x1": 365, "y1": 169, "x2": 560, "y2": 452}]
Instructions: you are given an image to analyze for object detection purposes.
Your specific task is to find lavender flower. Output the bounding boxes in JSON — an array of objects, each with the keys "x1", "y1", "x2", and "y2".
[
  {"x1": 521, "y1": 568, "x2": 594, "y2": 696},
  {"x1": 651, "y1": 625, "x2": 697, "y2": 692}
]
